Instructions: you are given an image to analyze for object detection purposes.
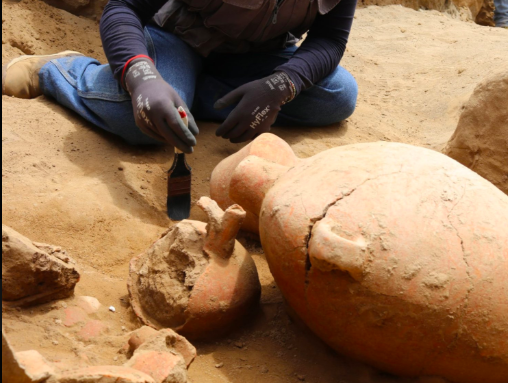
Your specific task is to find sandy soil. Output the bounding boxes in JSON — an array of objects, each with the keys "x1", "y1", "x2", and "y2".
[{"x1": 2, "y1": 0, "x2": 507, "y2": 382}]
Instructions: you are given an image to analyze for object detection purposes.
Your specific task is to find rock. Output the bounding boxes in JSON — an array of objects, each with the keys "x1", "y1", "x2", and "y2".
[
  {"x1": 444, "y1": 69, "x2": 508, "y2": 195},
  {"x1": 125, "y1": 351, "x2": 187, "y2": 383},
  {"x1": 128, "y1": 197, "x2": 261, "y2": 340},
  {"x1": 475, "y1": 0, "x2": 495, "y2": 26},
  {"x1": 2, "y1": 225, "x2": 80, "y2": 307},
  {"x1": 210, "y1": 133, "x2": 508, "y2": 383},
  {"x1": 128, "y1": 327, "x2": 159, "y2": 354},
  {"x1": 49, "y1": 366, "x2": 155, "y2": 383},
  {"x1": 134, "y1": 329, "x2": 196, "y2": 369},
  {"x1": 16, "y1": 350, "x2": 56, "y2": 382}
]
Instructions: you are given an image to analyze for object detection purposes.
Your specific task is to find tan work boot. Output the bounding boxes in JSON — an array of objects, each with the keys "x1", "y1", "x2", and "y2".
[{"x1": 2, "y1": 51, "x2": 84, "y2": 99}]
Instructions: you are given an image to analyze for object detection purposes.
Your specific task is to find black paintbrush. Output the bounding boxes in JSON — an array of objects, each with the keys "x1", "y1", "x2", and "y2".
[{"x1": 167, "y1": 107, "x2": 192, "y2": 220}]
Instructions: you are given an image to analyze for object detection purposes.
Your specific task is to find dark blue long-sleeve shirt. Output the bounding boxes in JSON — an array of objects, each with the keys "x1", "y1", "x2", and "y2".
[{"x1": 100, "y1": 0, "x2": 356, "y2": 94}]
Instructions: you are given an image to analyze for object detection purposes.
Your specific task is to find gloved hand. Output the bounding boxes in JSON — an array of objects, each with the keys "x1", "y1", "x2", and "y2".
[
  {"x1": 214, "y1": 72, "x2": 295, "y2": 143},
  {"x1": 124, "y1": 58, "x2": 198, "y2": 153}
]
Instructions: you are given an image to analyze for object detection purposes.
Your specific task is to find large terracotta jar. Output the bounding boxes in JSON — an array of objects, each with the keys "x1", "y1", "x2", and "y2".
[{"x1": 210, "y1": 133, "x2": 508, "y2": 383}]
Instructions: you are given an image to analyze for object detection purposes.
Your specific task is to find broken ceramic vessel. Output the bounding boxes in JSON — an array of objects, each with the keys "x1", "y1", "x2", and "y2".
[
  {"x1": 128, "y1": 197, "x2": 261, "y2": 340},
  {"x1": 210, "y1": 133, "x2": 508, "y2": 383}
]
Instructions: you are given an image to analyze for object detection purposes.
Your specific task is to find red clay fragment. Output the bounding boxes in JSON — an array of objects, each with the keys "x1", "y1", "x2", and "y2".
[
  {"x1": 49, "y1": 366, "x2": 155, "y2": 383},
  {"x1": 125, "y1": 351, "x2": 187, "y2": 383}
]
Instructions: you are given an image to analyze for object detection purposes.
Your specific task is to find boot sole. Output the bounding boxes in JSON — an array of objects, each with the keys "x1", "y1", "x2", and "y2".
[{"x1": 2, "y1": 50, "x2": 84, "y2": 97}]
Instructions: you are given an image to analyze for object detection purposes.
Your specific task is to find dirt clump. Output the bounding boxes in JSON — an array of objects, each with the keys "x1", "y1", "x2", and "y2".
[
  {"x1": 445, "y1": 68, "x2": 508, "y2": 195},
  {"x1": 2, "y1": 225, "x2": 81, "y2": 307}
]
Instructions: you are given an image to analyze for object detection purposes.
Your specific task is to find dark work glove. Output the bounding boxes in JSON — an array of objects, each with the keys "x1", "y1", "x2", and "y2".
[
  {"x1": 214, "y1": 72, "x2": 294, "y2": 144},
  {"x1": 124, "y1": 58, "x2": 198, "y2": 153}
]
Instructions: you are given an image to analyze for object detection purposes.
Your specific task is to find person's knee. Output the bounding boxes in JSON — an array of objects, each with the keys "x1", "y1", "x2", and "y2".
[{"x1": 318, "y1": 68, "x2": 358, "y2": 125}]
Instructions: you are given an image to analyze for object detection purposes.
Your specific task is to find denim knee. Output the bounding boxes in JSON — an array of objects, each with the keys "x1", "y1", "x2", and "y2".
[
  {"x1": 313, "y1": 67, "x2": 358, "y2": 125},
  {"x1": 278, "y1": 66, "x2": 358, "y2": 127}
]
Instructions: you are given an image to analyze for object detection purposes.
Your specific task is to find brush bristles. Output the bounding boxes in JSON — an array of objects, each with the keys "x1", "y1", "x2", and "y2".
[
  {"x1": 167, "y1": 152, "x2": 192, "y2": 221},
  {"x1": 167, "y1": 194, "x2": 191, "y2": 221}
]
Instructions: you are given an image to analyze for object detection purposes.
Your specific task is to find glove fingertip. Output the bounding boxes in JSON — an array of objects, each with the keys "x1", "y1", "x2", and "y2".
[
  {"x1": 189, "y1": 122, "x2": 200, "y2": 136},
  {"x1": 214, "y1": 100, "x2": 225, "y2": 110}
]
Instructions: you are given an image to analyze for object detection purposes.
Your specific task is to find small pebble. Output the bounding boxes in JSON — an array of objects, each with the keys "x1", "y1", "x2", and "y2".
[
  {"x1": 234, "y1": 342, "x2": 244, "y2": 349},
  {"x1": 297, "y1": 375, "x2": 306, "y2": 381},
  {"x1": 113, "y1": 356, "x2": 119, "y2": 362},
  {"x1": 109, "y1": 306, "x2": 116, "y2": 313},
  {"x1": 52, "y1": 340, "x2": 59, "y2": 346},
  {"x1": 55, "y1": 319, "x2": 63, "y2": 326},
  {"x1": 215, "y1": 363, "x2": 224, "y2": 369},
  {"x1": 121, "y1": 326, "x2": 127, "y2": 332}
]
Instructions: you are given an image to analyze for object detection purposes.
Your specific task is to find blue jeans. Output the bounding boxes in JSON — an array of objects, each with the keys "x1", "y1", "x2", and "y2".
[
  {"x1": 495, "y1": 0, "x2": 508, "y2": 27},
  {"x1": 39, "y1": 25, "x2": 358, "y2": 146}
]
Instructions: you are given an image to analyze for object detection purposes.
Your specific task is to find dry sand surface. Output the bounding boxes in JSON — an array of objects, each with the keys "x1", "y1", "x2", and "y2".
[{"x1": 2, "y1": 0, "x2": 508, "y2": 382}]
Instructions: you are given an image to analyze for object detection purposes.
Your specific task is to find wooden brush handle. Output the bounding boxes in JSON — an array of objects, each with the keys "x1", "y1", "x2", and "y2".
[{"x1": 175, "y1": 106, "x2": 189, "y2": 155}]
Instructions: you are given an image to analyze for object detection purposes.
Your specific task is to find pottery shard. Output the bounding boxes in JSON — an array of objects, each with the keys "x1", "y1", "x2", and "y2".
[
  {"x1": 48, "y1": 366, "x2": 155, "y2": 383},
  {"x1": 128, "y1": 326, "x2": 159, "y2": 354},
  {"x1": 2, "y1": 225, "x2": 80, "y2": 307},
  {"x1": 444, "y1": 68, "x2": 508, "y2": 195},
  {"x1": 16, "y1": 351, "x2": 56, "y2": 382},
  {"x1": 2, "y1": 328, "x2": 55, "y2": 383},
  {"x1": 125, "y1": 351, "x2": 187, "y2": 383},
  {"x1": 3, "y1": 329, "x2": 34, "y2": 383},
  {"x1": 133, "y1": 329, "x2": 196, "y2": 368}
]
